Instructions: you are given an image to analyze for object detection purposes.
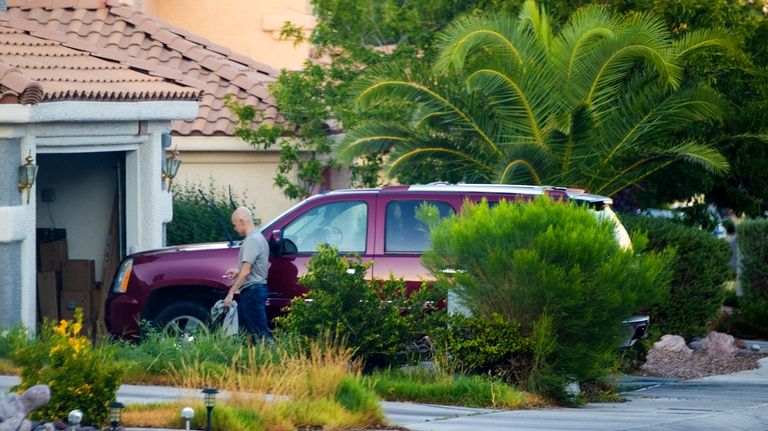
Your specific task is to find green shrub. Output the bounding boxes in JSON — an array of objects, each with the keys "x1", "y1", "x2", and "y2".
[
  {"x1": 11, "y1": 310, "x2": 124, "y2": 426},
  {"x1": 733, "y1": 219, "x2": 768, "y2": 338},
  {"x1": 167, "y1": 180, "x2": 259, "y2": 246},
  {"x1": 737, "y1": 219, "x2": 768, "y2": 300},
  {"x1": 423, "y1": 198, "x2": 670, "y2": 400},
  {"x1": 276, "y1": 244, "x2": 446, "y2": 367},
  {"x1": 622, "y1": 214, "x2": 733, "y2": 340},
  {"x1": 435, "y1": 313, "x2": 532, "y2": 378}
]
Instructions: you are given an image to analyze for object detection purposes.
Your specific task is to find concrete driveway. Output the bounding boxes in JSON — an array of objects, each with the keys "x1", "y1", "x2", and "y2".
[
  {"x1": 1, "y1": 357, "x2": 766, "y2": 431},
  {"x1": 396, "y1": 358, "x2": 768, "y2": 431}
]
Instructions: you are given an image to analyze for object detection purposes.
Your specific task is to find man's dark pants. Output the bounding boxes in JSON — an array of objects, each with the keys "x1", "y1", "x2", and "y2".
[{"x1": 238, "y1": 283, "x2": 273, "y2": 340}]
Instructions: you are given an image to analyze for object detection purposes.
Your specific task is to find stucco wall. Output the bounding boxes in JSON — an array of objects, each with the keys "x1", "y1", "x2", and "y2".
[
  {"x1": 131, "y1": 0, "x2": 315, "y2": 70},
  {"x1": 0, "y1": 130, "x2": 39, "y2": 333},
  {"x1": 170, "y1": 139, "x2": 298, "y2": 225}
]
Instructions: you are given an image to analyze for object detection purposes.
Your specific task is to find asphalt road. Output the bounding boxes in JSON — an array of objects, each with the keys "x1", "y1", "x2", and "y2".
[{"x1": 1, "y1": 357, "x2": 766, "y2": 431}]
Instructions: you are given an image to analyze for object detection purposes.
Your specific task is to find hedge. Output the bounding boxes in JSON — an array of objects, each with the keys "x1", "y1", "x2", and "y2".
[{"x1": 621, "y1": 215, "x2": 732, "y2": 340}]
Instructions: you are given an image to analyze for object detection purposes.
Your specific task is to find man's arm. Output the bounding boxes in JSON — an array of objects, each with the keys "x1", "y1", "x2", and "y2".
[{"x1": 224, "y1": 261, "x2": 252, "y2": 306}]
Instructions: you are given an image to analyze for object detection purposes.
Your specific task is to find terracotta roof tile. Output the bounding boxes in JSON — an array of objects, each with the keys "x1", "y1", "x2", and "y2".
[
  {"x1": 0, "y1": 23, "x2": 200, "y2": 104},
  {"x1": 3, "y1": 1, "x2": 283, "y2": 135}
]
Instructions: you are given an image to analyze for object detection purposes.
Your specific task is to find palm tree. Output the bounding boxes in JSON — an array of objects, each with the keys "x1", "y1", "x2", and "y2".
[{"x1": 338, "y1": 0, "x2": 738, "y2": 196}]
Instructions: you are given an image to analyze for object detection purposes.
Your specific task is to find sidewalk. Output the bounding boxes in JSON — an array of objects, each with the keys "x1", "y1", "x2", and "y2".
[{"x1": 2, "y1": 357, "x2": 767, "y2": 430}]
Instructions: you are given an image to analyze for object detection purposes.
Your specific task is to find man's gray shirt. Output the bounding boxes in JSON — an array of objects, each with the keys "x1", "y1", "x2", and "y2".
[{"x1": 239, "y1": 229, "x2": 270, "y2": 287}]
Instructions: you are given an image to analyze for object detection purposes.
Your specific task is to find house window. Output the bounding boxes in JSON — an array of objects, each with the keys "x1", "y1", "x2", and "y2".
[{"x1": 385, "y1": 200, "x2": 454, "y2": 253}]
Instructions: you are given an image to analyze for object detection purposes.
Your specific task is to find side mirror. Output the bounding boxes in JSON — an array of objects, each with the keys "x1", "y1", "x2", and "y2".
[
  {"x1": 269, "y1": 230, "x2": 284, "y2": 256},
  {"x1": 269, "y1": 229, "x2": 298, "y2": 256}
]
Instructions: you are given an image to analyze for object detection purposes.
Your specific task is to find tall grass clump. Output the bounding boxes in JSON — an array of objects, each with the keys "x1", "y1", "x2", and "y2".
[
  {"x1": 423, "y1": 197, "x2": 671, "y2": 401},
  {"x1": 364, "y1": 368, "x2": 544, "y2": 409}
]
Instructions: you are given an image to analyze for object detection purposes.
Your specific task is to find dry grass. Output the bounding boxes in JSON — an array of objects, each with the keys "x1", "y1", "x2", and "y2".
[
  {"x1": 169, "y1": 336, "x2": 360, "y2": 399},
  {"x1": 120, "y1": 336, "x2": 385, "y2": 430},
  {"x1": 0, "y1": 359, "x2": 20, "y2": 375}
]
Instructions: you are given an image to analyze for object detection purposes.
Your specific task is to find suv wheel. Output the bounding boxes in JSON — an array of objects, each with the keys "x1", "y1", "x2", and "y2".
[{"x1": 153, "y1": 301, "x2": 211, "y2": 340}]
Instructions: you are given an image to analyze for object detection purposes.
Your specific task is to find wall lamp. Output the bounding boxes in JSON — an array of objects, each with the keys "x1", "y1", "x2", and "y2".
[
  {"x1": 18, "y1": 152, "x2": 38, "y2": 204},
  {"x1": 162, "y1": 149, "x2": 182, "y2": 192}
]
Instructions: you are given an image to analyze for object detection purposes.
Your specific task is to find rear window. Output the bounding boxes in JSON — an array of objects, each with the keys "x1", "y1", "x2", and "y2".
[{"x1": 385, "y1": 200, "x2": 455, "y2": 253}]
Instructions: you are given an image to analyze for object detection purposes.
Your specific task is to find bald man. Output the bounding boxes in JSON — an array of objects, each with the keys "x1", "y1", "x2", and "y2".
[{"x1": 224, "y1": 206, "x2": 273, "y2": 340}]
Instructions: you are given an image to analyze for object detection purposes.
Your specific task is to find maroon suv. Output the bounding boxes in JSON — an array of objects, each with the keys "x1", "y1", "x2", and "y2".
[{"x1": 105, "y1": 183, "x2": 647, "y2": 345}]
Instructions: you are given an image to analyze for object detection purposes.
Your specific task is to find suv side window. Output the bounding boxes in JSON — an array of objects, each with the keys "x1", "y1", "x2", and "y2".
[
  {"x1": 283, "y1": 201, "x2": 367, "y2": 253},
  {"x1": 385, "y1": 200, "x2": 455, "y2": 253}
]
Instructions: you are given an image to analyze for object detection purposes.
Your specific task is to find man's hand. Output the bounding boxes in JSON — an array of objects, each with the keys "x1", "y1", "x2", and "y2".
[
  {"x1": 223, "y1": 291, "x2": 234, "y2": 307},
  {"x1": 224, "y1": 268, "x2": 238, "y2": 280}
]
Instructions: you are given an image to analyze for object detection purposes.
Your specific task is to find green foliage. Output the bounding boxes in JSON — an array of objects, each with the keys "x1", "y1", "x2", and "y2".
[
  {"x1": 422, "y1": 198, "x2": 670, "y2": 400},
  {"x1": 729, "y1": 297, "x2": 768, "y2": 339},
  {"x1": 340, "y1": 1, "x2": 737, "y2": 195},
  {"x1": 737, "y1": 218, "x2": 768, "y2": 300},
  {"x1": 364, "y1": 368, "x2": 534, "y2": 408},
  {"x1": 606, "y1": 0, "x2": 768, "y2": 215},
  {"x1": 276, "y1": 244, "x2": 446, "y2": 367},
  {"x1": 166, "y1": 180, "x2": 258, "y2": 246},
  {"x1": 11, "y1": 310, "x2": 124, "y2": 426},
  {"x1": 230, "y1": 0, "x2": 598, "y2": 198},
  {"x1": 115, "y1": 324, "x2": 258, "y2": 379},
  {"x1": 622, "y1": 214, "x2": 733, "y2": 339},
  {"x1": 435, "y1": 313, "x2": 532, "y2": 377}
]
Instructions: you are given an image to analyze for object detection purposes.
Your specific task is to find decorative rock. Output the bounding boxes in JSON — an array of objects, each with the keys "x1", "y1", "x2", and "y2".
[
  {"x1": 653, "y1": 334, "x2": 693, "y2": 354},
  {"x1": 0, "y1": 385, "x2": 50, "y2": 431},
  {"x1": 702, "y1": 331, "x2": 739, "y2": 357}
]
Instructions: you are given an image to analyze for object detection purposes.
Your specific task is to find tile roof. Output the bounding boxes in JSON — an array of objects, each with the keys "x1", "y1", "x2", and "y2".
[
  {"x1": 0, "y1": 22, "x2": 201, "y2": 105},
  {"x1": 3, "y1": 0, "x2": 285, "y2": 136}
]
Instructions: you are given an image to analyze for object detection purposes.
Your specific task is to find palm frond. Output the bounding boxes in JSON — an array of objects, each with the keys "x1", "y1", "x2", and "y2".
[
  {"x1": 673, "y1": 28, "x2": 741, "y2": 58},
  {"x1": 337, "y1": 122, "x2": 413, "y2": 163}
]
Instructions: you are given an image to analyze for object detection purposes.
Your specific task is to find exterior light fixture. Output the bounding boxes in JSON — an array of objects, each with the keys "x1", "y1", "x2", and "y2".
[
  {"x1": 162, "y1": 149, "x2": 182, "y2": 191},
  {"x1": 181, "y1": 406, "x2": 194, "y2": 431},
  {"x1": 18, "y1": 151, "x2": 38, "y2": 204},
  {"x1": 109, "y1": 401, "x2": 124, "y2": 431},
  {"x1": 67, "y1": 409, "x2": 83, "y2": 430},
  {"x1": 201, "y1": 387, "x2": 218, "y2": 431}
]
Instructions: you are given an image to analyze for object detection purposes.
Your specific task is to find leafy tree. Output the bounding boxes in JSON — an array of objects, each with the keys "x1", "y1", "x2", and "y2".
[
  {"x1": 228, "y1": 0, "x2": 574, "y2": 199},
  {"x1": 339, "y1": 1, "x2": 737, "y2": 196}
]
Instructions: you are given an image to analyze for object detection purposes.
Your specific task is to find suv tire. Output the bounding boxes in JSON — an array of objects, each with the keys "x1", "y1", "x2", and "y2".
[{"x1": 153, "y1": 301, "x2": 211, "y2": 339}]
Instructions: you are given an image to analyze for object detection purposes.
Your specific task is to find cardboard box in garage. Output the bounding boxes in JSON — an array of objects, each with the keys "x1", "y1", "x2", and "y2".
[
  {"x1": 36, "y1": 271, "x2": 59, "y2": 321},
  {"x1": 38, "y1": 239, "x2": 68, "y2": 272},
  {"x1": 60, "y1": 291, "x2": 92, "y2": 323},
  {"x1": 62, "y1": 260, "x2": 95, "y2": 292}
]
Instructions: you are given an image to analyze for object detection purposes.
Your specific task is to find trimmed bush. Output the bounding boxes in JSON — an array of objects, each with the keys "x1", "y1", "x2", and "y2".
[
  {"x1": 423, "y1": 198, "x2": 670, "y2": 400},
  {"x1": 621, "y1": 215, "x2": 733, "y2": 340},
  {"x1": 733, "y1": 219, "x2": 768, "y2": 338},
  {"x1": 737, "y1": 219, "x2": 768, "y2": 300},
  {"x1": 435, "y1": 313, "x2": 532, "y2": 378},
  {"x1": 167, "y1": 180, "x2": 259, "y2": 246}
]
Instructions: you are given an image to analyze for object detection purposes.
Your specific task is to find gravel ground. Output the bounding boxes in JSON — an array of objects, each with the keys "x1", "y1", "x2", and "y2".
[{"x1": 641, "y1": 348, "x2": 768, "y2": 380}]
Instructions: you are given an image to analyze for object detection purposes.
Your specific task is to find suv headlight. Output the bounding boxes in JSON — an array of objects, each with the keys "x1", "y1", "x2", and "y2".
[{"x1": 112, "y1": 258, "x2": 133, "y2": 293}]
